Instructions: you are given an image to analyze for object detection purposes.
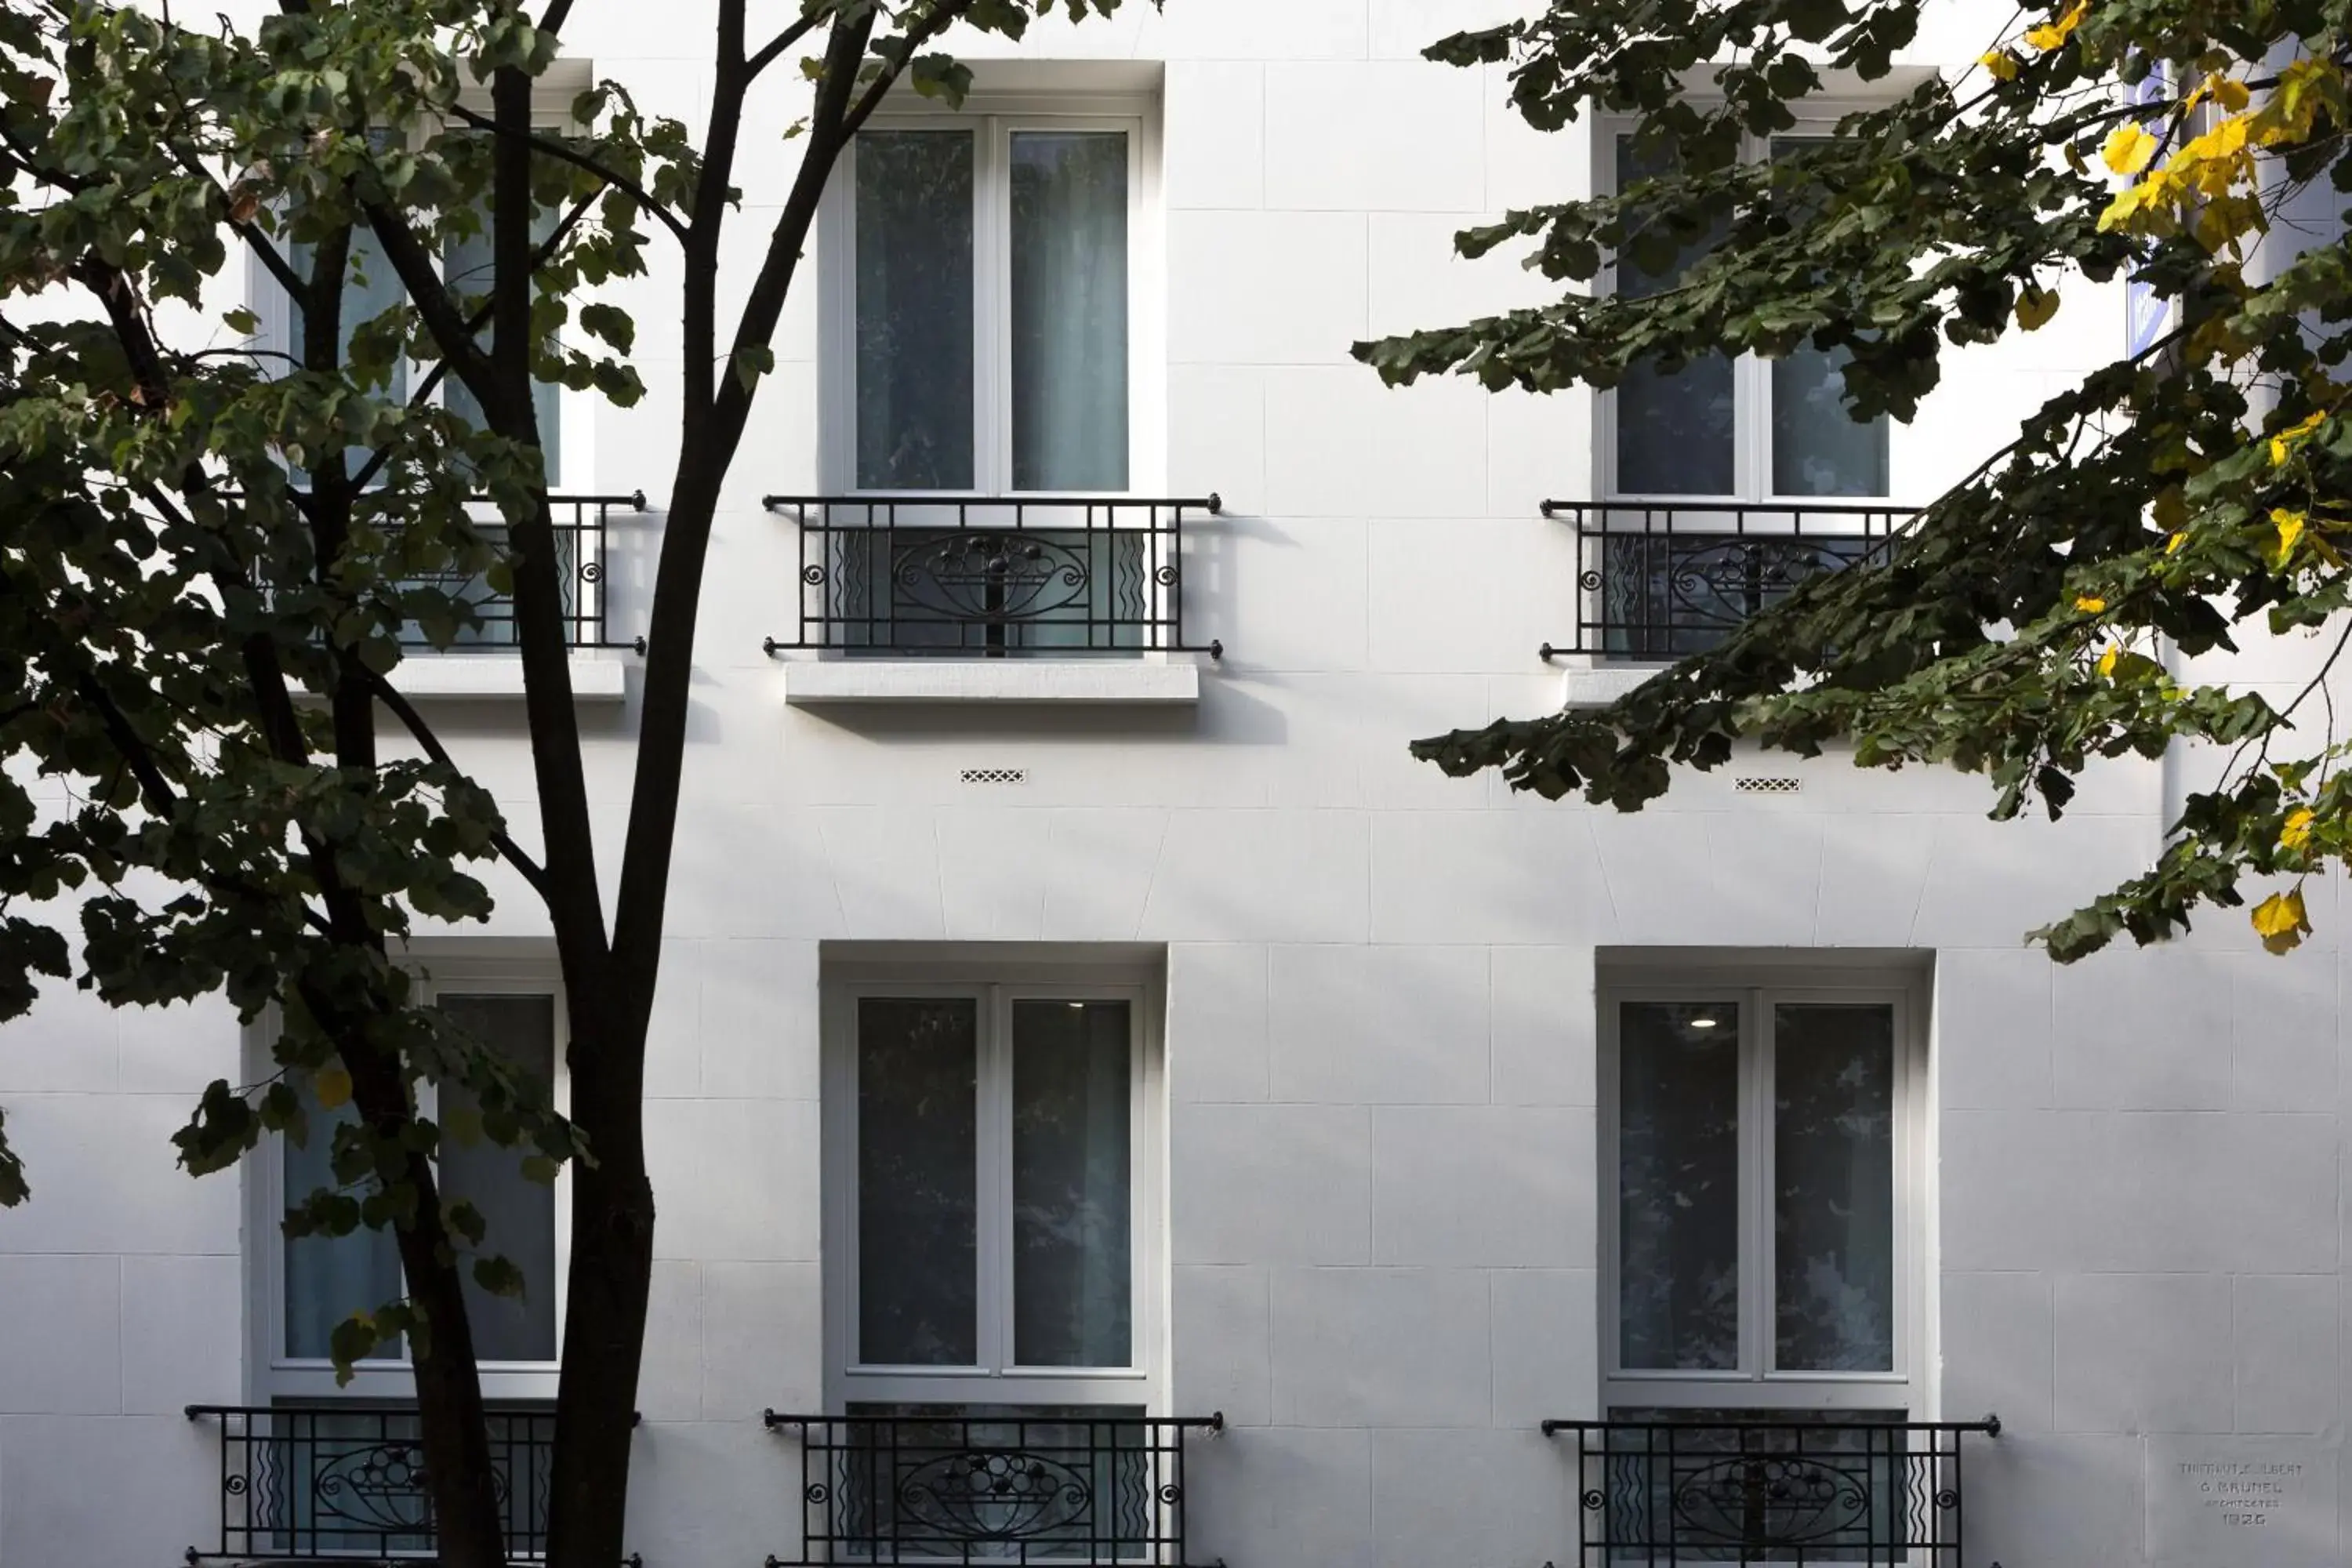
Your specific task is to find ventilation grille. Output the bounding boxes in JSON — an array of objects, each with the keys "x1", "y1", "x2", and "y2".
[
  {"x1": 960, "y1": 767, "x2": 1029, "y2": 787},
  {"x1": 1733, "y1": 775, "x2": 1803, "y2": 796}
]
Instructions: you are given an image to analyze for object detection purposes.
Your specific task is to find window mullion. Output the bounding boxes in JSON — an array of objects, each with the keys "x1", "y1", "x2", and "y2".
[
  {"x1": 1744, "y1": 986, "x2": 1772, "y2": 1381},
  {"x1": 978, "y1": 983, "x2": 1014, "y2": 1377},
  {"x1": 979, "y1": 118, "x2": 1010, "y2": 496}
]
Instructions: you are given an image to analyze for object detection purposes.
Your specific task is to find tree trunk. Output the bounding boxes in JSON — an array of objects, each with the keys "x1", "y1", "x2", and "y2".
[
  {"x1": 343, "y1": 1038, "x2": 510, "y2": 1568},
  {"x1": 546, "y1": 962, "x2": 658, "y2": 1568}
]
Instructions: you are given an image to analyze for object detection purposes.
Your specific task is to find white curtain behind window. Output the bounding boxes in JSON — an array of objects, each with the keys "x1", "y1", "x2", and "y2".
[
  {"x1": 1011, "y1": 1000, "x2": 1132, "y2": 1367},
  {"x1": 856, "y1": 132, "x2": 976, "y2": 491},
  {"x1": 283, "y1": 1080, "x2": 404, "y2": 1361},
  {"x1": 436, "y1": 993, "x2": 561, "y2": 1363},
  {"x1": 1010, "y1": 132, "x2": 1129, "y2": 493}
]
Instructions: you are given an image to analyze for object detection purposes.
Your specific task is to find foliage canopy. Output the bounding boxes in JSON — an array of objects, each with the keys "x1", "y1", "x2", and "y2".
[
  {"x1": 1359, "y1": 0, "x2": 2352, "y2": 961},
  {"x1": 0, "y1": 2, "x2": 1136, "y2": 1563}
]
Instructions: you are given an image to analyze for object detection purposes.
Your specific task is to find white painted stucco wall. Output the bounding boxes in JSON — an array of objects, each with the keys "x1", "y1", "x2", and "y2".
[{"x1": 3, "y1": 4, "x2": 2347, "y2": 1566}]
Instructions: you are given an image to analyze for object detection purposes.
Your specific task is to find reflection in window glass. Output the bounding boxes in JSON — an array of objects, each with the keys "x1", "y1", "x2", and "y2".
[
  {"x1": 1773, "y1": 1003, "x2": 1896, "y2": 1372},
  {"x1": 1613, "y1": 136, "x2": 1734, "y2": 495},
  {"x1": 1767, "y1": 138, "x2": 1889, "y2": 497},
  {"x1": 856, "y1": 132, "x2": 976, "y2": 490},
  {"x1": 858, "y1": 997, "x2": 979, "y2": 1364},
  {"x1": 1617, "y1": 1000, "x2": 1741, "y2": 1370},
  {"x1": 1011, "y1": 1000, "x2": 1132, "y2": 1367},
  {"x1": 437, "y1": 994, "x2": 561, "y2": 1363},
  {"x1": 442, "y1": 194, "x2": 566, "y2": 485},
  {"x1": 286, "y1": 228, "x2": 409, "y2": 484},
  {"x1": 1010, "y1": 132, "x2": 1129, "y2": 492},
  {"x1": 283, "y1": 1075, "x2": 405, "y2": 1361}
]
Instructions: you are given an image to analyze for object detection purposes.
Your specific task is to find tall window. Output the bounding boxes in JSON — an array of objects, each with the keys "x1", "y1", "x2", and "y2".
[
  {"x1": 272, "y1": 977, "x2": 565, "y2": 1398},
  {"x1": 278, "y1": 157, "x2": 572, "y2": 488},
  {"x1": 1610, "y1": 132, "x2": 1889, "y2": 501},
  {"x1": 273, "y1": 140, "x2": 587, "y2": 651},
  {"x1": 824, "y1": 978, "x2": 1157, "y2": 1402},
  {"x1": 1601, "y1": 979, "x2": 1918, "y2": 1413},
  {"x1": 848, "y1": 117, "x2": 1135, "y2": 495}
]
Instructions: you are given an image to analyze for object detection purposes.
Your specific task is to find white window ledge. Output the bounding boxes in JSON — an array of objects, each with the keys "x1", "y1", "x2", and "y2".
[
  {"x1": 781, "y1": 659, "x2": 1200, "y2": 706},
  {"x1": 380, "y1": 653, "x2": 628, "y2": 702},
  {"x1": 1560, "y1": 663, "x2": 1665, "y2": 710}
]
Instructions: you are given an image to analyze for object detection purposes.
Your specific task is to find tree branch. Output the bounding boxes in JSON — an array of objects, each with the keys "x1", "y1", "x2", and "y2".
[
  {"x1": 365, "y1": 672, "x2": 554, "y2": 901},
  {"x1": 166, "y1": 143, "x2": 305, "y2": 298},
  {"x1": 838, "y1": 2, "x2": 982, "y2": 142},
  {"x1": 359, "y1": 200, "x2": 499, "y2": 406},
  {"x1": 345, "y1": 182, "x2": 602, "y2": 495},
  {"x1": 745, "y1": 13, "x2": 825, "y2": 82},
  {"x1": 441, "y1": 102, "x2": 691, "y2": 245}
]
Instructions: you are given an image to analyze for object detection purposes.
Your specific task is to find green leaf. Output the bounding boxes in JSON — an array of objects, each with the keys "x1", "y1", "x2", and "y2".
[
  {"x1": 472, "y1": 1253, "x2": 527, "y2": 1300},
  {"x1": 731, "y1": 342, "x2": 774, "y2": 394}
]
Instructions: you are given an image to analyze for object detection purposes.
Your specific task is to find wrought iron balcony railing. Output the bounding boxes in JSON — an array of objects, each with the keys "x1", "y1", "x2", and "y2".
[
  {"x1": 759, "y1": 495, "x2": 1223, "y2": 659},
  {"x1": 1539, "y1": 500, "x2": 1918, "y2": 662},
  {"x1": 183, "y1": 1404, "x2": 641, "y2": 1566},
  {"x1": 760, "y1": 1408, "x2": 1225, "y2": 1566},
  {"x1": 1542, "y1": 1413, "x2": 1999, "y2": 1566},
  {"x1": 394, "y1": 491, "x2": 649, "y2": 653}
]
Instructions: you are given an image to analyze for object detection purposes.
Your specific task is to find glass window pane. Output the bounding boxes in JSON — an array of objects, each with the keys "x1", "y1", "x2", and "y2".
[
  {"x1": 443, "y1": 196, "x2": 564, "y2": 485},
  {"x1": 857, "y1": 131, "x2": 975, "y2": 491},
  {"x1": 858, "y1": 997, "x2": 979, "y2": 1364},
  {"x1": 837, "y1": 527, "x2": 1147, "y2": 655},
  {"x1": 1613, "y1": 136, "x2": 1733, "y2": 495},
  {"x1": 1770, "y1": 347, "x2": 1886, "y2": 497},
  {"x1": 436, "y1": 994, "x2": 560, "y2": 1363},
  {"x1": 287, "y1": 228, "x2": 410, "y2": 484},
  {"x1": 1773, "y1": 1002, "x2": 1896, "y2": 1372},
  {"x1": 1601, "y1": 531, "x2": 1879, "y2": 659},
  {"x1": 1617, "y1": 358, "x2": 1737, "y2": 495},
  {"x1": 1011, "y1": 1000, "x2": 1133, "y2": 1367},
  {"x1": 1011, "y1": 131, "x2": 1130, "y2": 492},
  {"x1": 1768, "y1": 138, "x2": 1888, "y2": 496},
  {"x1": 284, "y1": 1074, "x2": 405, "y2": 1361},
  {"x1": 1617, "y1": 1000, "x2": 1741, "y2": 1370}
]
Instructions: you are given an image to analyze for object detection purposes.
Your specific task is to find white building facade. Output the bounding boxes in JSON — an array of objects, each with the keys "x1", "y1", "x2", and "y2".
[{"x1": 1, "y1": 5, "x2": 2343, "y2": 1567}]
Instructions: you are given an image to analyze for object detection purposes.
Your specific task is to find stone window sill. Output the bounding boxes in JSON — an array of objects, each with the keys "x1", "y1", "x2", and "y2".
[
  {"x1": 779, "y1": 659, "x2": 1200, "y2": 706},
  {"x1": 381, "y1": 652, "x2": 628, "y2": 702},
  {"x1": 1559, "y1": 662, "x2": 1665, "y2": 710}
]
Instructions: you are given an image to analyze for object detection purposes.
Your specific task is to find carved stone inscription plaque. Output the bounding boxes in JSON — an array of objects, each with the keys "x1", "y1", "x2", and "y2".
[{"x1": 2146, "y1": 1436, "x2": 2336, "y2": 1568}]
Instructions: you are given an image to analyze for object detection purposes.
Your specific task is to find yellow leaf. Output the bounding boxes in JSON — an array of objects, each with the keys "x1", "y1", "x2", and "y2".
[
  {"x1": 2103, "y1": 125, "x2": 2158, "y2": 176},
  {"x1": 314, "y1": 1066, "x2": 353, "y2": 1112},
  {"x1": 2211, "y1": 76, "x2": 2252, "y2": 114},
  {"x1": 2165, "y1": 531, "x2": 2187, "y2": 555},
  {"x1": 2096, "y1": 644, "x2": 2120, "y2": 677},
  {"x1": 2282, "y1": 809, "x2": 2317, "y2": 851},
  {"x1": 2016, "y1": 285, "x2": 2061, "y2": 331},
  {"x1": 2252, "y1": 887, "x2": 2312, "y2": 954},
  {"x1": 2269, "y1": 410, "x2": 2325, "y2": 465},
  {"x1": 2097, "y1": 182, "x2": 2149, "y2": 233},
  {"x1": 1980, "y1": 50, "x2": 2020, "y2": 82},
  {"x1": 2074, "y1": 594, "x2": 2107, "y2": 613},
  {"x1": 2024, "y1": 0, "x2": 2088, "y2": 49},
  {"x1": 2274, "y1": 507, "x2": 2307, "y2": 564}
]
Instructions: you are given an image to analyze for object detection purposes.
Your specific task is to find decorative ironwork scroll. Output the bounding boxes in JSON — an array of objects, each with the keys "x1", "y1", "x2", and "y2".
[
  {"x1": 183, "y1": 1405, "x2": 631, "y2": 1564},
  {"x1": 390, "y1": 491, "x2": 648, "y2": 652},
  {"x1": 1543, "y1": 1412, "x2": 1998, "y2": 1566},
  {"x1": 762, "y1": 1407, "x2": 1224, "y2": 1566},
  {"x1": 1538, "y1": 500, "x2": 1918, "y2": 661},
  {"x1": 761, "y1": 495, "x2": 1223, "y2": 659}
]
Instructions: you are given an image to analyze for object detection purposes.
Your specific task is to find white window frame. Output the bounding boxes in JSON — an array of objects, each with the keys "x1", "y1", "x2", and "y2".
[
  {"x1": 252, "y1": 957, "x2": 572, "y2": 1403},
  {"x1": 1595, "y1": 114, "x2": 1894, "y2": 507},
  {"x1": 821, "y1": 969, "x2": 1165, "y2": 1412},
  {"x1": 819, "y1": 95, "x2": 1162, "y2": 501},
  {"x1": 1598, "y1": 969, "x2": 1925, "y2": 1416}
]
